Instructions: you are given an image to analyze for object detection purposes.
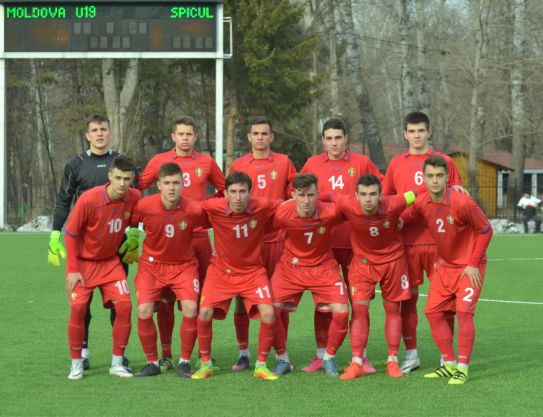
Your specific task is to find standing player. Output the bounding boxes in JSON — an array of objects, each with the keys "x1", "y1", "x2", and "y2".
[
  {"x1": 48, "y1": 114, "x2": 134, "y2": 370},
  {"x1": 271, "y1": 174, "x2": 349, "y2": 378},
  {"x1": 131, "y1": 163, "x2": 208, "y2": 378},
  {"x1": 65, "y1": 156, "x2": 140, "y2": 379},
  {"x1": 407, "y1": 155, "x2": 492, "y2": 384},
  {"x1": 138, "y1": 116, "x2": 225, "y2": 370},
  {"x1": 382, "y1": 112, "x2": 462, "y2": 373},
  {"x1": 300, "y1": 118, "x2": 381, "y2": 373},
  {"x1": 191, "y1": 172, "x2": 280, "y2": 380},
  {"x1": 228, "y1": 116, "x2": 297, "y2": 371},
  {"x1": 331, "y1": 174, "x2": 415, "y2": 380}
]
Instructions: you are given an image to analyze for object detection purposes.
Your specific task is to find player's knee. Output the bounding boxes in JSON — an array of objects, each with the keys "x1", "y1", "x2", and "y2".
[
  {"x1": 137, "y1": 303, "x2": 154, "y2": 319},
  {"x1": 260, "y1": 306, "x2": 275, "y2": 323},
  {"x1": 113, "y1": 301, "x2": 132, "y2": 320},
  {"x1": 199, "y1": 307, "x2": 213, "y2": 321},
  {"x1": 330, "y1": 303, "x2": 348, "y2": 314},
  {"x1": 181, "y1": 301, "x2": 198, "y2": 317}
]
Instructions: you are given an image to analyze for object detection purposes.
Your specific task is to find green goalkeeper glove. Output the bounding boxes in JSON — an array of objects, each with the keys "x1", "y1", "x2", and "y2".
[
  {"x1": 119, "y1": 227, "x2": 140, "y2": 264},
  {"x1": 48, "y1": 230, "x2": 66, "y2": 267}
]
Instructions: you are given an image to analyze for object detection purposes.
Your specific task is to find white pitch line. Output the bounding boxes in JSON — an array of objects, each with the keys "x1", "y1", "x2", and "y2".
[{"x1": 488, "y1": 258, "x2": 543, "y2": 261}]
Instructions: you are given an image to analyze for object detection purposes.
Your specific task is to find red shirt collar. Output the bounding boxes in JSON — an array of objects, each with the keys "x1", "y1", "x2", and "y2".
[
  {"x1": 170, "y1": 148, "x2": 197, "y2": 160},
  {"x1": 248, "y1": 151, "x2": 274, "y2": 162},
  {"x1": 402, "y1": 147, "x2": 435, "y2": 158},
  {"x1": 224, "y1": 197, "x2": 254, "y2": 215},
  {"x1": 323, "y1": 149, "x2": 351, "y2": 162},
  {"x1": 101, "y1": 183, "x2": 129, "y2": 205}
]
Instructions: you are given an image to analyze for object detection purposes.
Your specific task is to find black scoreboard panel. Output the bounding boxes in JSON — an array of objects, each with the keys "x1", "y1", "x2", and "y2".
[{"x1": 4, "y1": 2, "x2": 218, "y2": 52}]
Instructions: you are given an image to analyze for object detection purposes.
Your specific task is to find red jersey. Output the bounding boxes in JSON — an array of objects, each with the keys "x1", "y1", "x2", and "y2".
[
  {"x1": 65, "y1": 185, "x2": 141, "y2": 273},
  {"x1": 230, "y1": 151, "x2": 297, "y2": 243},
  {"x1": 203, "y1": 197, "x2": 280, "y2": 273},
  {"x1": 138, "y1": 149, "x2": 225, "y2": 199},
  {"x1": 301, "y1": 150, "x2": 383, "y2": 248},
  {"x1": 411, "y1": 188, "x2": 492, "y2": 268},
  {"x1": 131, "y1": 194, "x2": 208, "y2": 264},
  {"x1": 334, "y1": 194, "x2": 408, "y2": 264},
  {"x1": 272, "y1": 200, "x2": 344, "y2": 266},
  {"x1": 382, "y1": 148, "x2": 462, "y2": 246}
]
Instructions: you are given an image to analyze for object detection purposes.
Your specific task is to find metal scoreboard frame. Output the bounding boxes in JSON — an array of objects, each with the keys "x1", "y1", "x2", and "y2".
[{"x1": 0, "y1": 0, "x2": 232, "y2": 228}]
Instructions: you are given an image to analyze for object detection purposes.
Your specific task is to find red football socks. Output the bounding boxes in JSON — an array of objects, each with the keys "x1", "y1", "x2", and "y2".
[
  {"x1": 234, "y1": 312, "x2": 250, "y2": 351},
  {"x1": 457, "y1": 312, "x2": 475, "y2": 365},
  {"x1": 180, "y1": 315, "x2": 198, "y2": 361},
  {"x1": 112, "y1": 301, "x2": 132, "y2": 357},
  {"x1": 401, "y1": 293, "x2": 418, "y2": 350},
  {"x1": 157, "y1": 301, "x2": 175, "y2": 358},
  {"x1": 68, "y1": 303, "x2": 87, "y2": 359},
  {"x1": 138, "y1": 316, "x2": 158, "y2": 363},
  {"x1": 349, "y1": 304, "x2": 369, "y2": 358},
  {"x1": 197, "y1": 318, "x2": 213, "y2": 362},
  {"x1": 426, "y1": 312, "x2": 455, "y2": 361},
  {"x1": 315, "y1": 310, "x2": 332, "y2": 349},
  {"x1": 384, "y1": 302, "x2": 401, "y2": 357},
  {"x1": 273, "y1": 307, "x2": 287, "y2": 355},
  {"x1": 257, "y1": 320, "x2": 275, "y2": 362},
  {"x1": 326, "y1": 311, "x2": 349, "y2": 355}
]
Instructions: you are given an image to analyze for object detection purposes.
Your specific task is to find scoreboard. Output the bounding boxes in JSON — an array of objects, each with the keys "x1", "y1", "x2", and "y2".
[{"x1": 3, "y1": 1, "x2": 220, "y2": 52}]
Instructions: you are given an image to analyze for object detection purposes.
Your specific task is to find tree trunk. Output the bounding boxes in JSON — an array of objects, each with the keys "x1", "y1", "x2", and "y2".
[
  {"x1": 338, "y1": 0, "x2": 386, "y2": 169},
  {"x1": 510, "y1": 0, "x2": 527, "y2": 201},
  {"x1": 437, "y1": 0, "x2": 451, "y2": 149},
  {"x1": 415, "y1": 0, "x2": 430, "y2": 115},
  {"x1": 101, "y1": 59, "x2": 139, "y2": 153},
  {"x1": 399, "y1": 0, "x2": 414, "y2": 115},
  {"x1": 327, "y1": 0, "x2": 339, "y2": 115},
  {"x1": 225, "y1": 84, "x2": 238, "y2": 172}
]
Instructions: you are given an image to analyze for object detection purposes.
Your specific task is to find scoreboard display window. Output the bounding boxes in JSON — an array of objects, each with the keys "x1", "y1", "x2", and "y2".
[{"x1": 3, "y1": 2, "x2": 219, "y2": 52}]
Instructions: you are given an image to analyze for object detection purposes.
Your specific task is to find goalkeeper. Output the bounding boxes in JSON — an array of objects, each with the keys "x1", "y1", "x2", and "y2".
[{"x1": 49, "y1": 114, "x2": 138, "y2": 370}]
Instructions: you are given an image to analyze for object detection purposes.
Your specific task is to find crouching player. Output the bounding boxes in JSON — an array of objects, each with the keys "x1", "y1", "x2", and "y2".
[
  {"x1": 131, "y1": 163, "x2": 208, "y2": 378},
  {"x1": 271, "y1": 174, "x2": 349, "y2": 378},
  {"x1": 408, "y1": 155, "x2": 493, "y2": 384},
  {"x1": 65, "y1": 156, "x2": 140, "y2": 379},
  {"x1": 328, "y1": 174, "x2": 415, "y2": 379},
  {"x1": 192, "y1": 172, "x2": 281, "y2": 380}
]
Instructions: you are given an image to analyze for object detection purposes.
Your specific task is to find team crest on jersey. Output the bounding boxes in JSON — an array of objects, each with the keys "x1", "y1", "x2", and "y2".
[
  {"x1": 317, "y1": 226, "x2": 326, "y2": 234},
  {"x1": 270, "y1": 170, "x2": 278, "y2": 180},
  {"x1": 249, "y1": 219, "x2": 258, "y2": 228},
  {"x1": 383, "y1": 221, "x2": 390, "y2": 229},
  {"x1": 123, "y1": 211, "x2": 130, "y2": 220},
  {"x1": 71, "y1": 292, "x2": 77, "y2": 301},
  {"x1": 447, "y1": 215, "x2": 455, "y2": 224},
  {"x1": 195, "y1": 167, "x2": 203, "y2": 177},
  {"x1": 348, "y1": 167, "x2": 356, "y2": 177},
  {"x1": 351, "y1": 287, "x2": 356, "y2": 296},
  {"x1": 179, "y1": 220, "x2": 188, "y2": 230}
]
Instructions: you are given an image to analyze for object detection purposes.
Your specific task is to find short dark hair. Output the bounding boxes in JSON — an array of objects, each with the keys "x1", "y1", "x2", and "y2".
[
  {"x1": 110, "y1": 155, "x2": 135, "y2": 173},
  {"x1": 357, "y1": 174, "x2": 382, "y2": 193},
  {"x1": 171, "y1": 116, "x2": 198, "y2": 134},
  {"x1": 226, "y1": 171, "x2": 252, "y2": 191},
  {"x1": 158, "y1": 162, "x2": 182, "y2": 178},
  {"x1": 248, "y1": 116, "x2": 273, "y2": 133},
  {"x1": 423, "y1": 155, "x2": 448, "y2": 173},
  {"x1": 404, "y1": 111, "x2": 430, "y2": 131},
  {"x1": 85, "y1": 114, "x2": 110, "y2": 131},
  {"x1": 292, "y1": 173, "x2": 318, "y2": 190},
  {"x1": 322, "y1": 118, "x2": 347, "y2": 137}
]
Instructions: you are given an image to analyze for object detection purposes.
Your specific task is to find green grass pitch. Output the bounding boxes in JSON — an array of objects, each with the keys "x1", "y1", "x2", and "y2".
[{"x1": 1, "y1": 233, "x2": 542, "y2": 417}]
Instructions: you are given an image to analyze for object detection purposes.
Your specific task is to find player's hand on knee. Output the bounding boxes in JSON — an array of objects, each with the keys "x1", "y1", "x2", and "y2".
[
  {"x1": 66, "y1": 272, "x2": 84, "y2": 296},
  {"x1": 48, "y1": 230, "x2": 66, "y2": 267}
]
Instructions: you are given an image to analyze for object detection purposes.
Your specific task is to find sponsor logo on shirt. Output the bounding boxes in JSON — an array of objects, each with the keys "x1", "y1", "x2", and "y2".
[
  {"x1": 270, "y1": 170, "x2": 277, "y2": 180},
  {"x1": 291, "y1": 257, "x2": 299, "y2": 264},
  {"x1": 96, "y1": 164, "x2": 107, "y2": 168},
  {"x1": 383, "y1": 221, "x2": 390, "y2": 229},
  {"x1": 124, "y1": 211, "x2": 130, "y2": 220},
  {"x1": 348, "y1": 167, "x2": 356, "y2": 177},
  {"x1": 447, "y1": 215, "x2": 455, "y2": 224},
  {"x1": 179, "y1": 220, "x2": 188, "y2": 230},
  {"x1": 195, "y1": 167, "x2": 203, "y2": 177},
  {"x1": 71, "y1": 291, "x2": 77, "y2": 301},
  {"x1": 317, "y1": 226, "x2": 326, "y2": 234},
  {"x1": 331, "y1": 166, "x2": 342, "y2": 171},
  {"x1": 249, "y1": 219, "x2": 258, "y2": 228},
  {"x1": 351, "y1": 286, "x2": 356, "y2": 296}
]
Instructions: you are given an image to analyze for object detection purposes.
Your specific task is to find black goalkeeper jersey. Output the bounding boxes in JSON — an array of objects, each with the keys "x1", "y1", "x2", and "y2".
[{"x1": 52, "y1": 150, "x2": 120, "y2": 231}]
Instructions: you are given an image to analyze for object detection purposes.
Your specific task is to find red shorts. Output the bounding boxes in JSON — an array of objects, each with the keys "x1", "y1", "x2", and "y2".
[
  {"x1": 271, "y1": 257, "x2": 348, "y2": 312},
  {"x1": 348, "y1": 256, "x2": 411, "y2": 303},
  {"x1": 69, "y1": 257, "x2": 130, "y2": 307},
  {"x1": 200, "y1": 262, "x2": 272, "y2": 320},
  {"x1": 193, "y1": 233, "x2": 213, "y2": 284},
  {"x1": 332, "y1": 248, "x2": 353, "y2": 282},
  {"x1": 261, "y1": 240, "x2": 284, "y2": 279},
  {"x1": 404, "y1": 244, "x2": 438, "y2": 287},
  {"x1": 135, "y1": 259, "x2": 200, "y2": 304},
  {"x1": 424, "y1": 262, "x2": 487, "y2": 315}
]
